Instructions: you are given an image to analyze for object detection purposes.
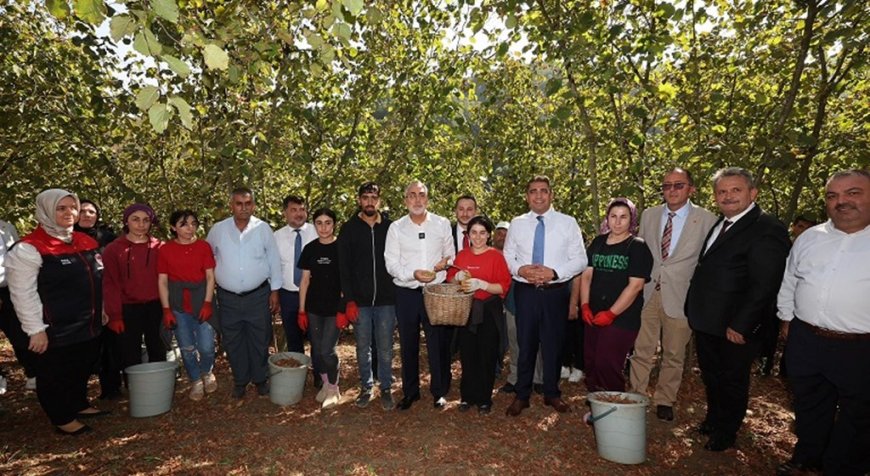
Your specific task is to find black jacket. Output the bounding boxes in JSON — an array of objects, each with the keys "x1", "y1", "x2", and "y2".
[{"x1": 337, "y1": 213, "x2": 395, "y2": 307}]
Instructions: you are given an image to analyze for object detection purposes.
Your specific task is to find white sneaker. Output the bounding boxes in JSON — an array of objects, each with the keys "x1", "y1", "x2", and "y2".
[
  {"x1": 322, "y1": 385, "x2": 341, "y2": 409},
  {"x1": 25, "y1": 377, "x2": 36, "y2": 390},
  {"x1": 0, "y1": 375, "x2": 7, "y2": 395},
  {"x1": 315, "y1": 385, "x2": 328, "y2": 403},
  {"x1": 560, "y1": 366, "x2": 570, "y2": 379},
  {"x1": 189, "y1": 380, "x2": 205, "y2": 401},
  {"x1": 203, "y1": 372, "x2": 217, "y2": 394},
  {"x1": 568, "y1": 368, "x2": 584, "y2": 383}
]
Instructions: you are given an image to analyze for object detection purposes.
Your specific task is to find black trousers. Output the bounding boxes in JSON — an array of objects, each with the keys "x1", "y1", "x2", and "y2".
[
  {"x1": 116, "y1": 300, "x2": 165, "y2": 372},
  {"x1": 459, "y1": 311, "x2": 500, "y2": 407},
  {"x1": 97, "y1": 330, "x2": 123, "y2": 393},
  {"x1": 514, "y1": 281, "x2": 570, "y2": 400},
  {"x1": 785, "y1": 319, "x2": 870, "y2": 476},
  {"x1": 0, "y1": 286, "x2": 37, "y2": 378},
  {"x1": 562, "y1": 318, "x2": 584, "y2": 370},
  {"x1": 395, "y1": 287, "x2": 452, "y2": 399},
  {"x1": 695, "y1": 330, "x2": 760, "y2": 439},
  {"x1": 33, "y1": 338, "x2": 100, "y2": 426}
]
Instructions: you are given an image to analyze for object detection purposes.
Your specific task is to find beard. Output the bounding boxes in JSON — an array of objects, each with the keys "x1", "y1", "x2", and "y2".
[{"x1": 362, "y1": 207, "x2": 377, "y2": 217}]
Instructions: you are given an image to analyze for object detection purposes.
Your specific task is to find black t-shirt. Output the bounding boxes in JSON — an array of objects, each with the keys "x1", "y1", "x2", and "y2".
[
  {"x1": 586, "y1": 234, "x2": 653, "y2": 331},
  {"x1": 298, "y1": 240, "x2": 341, "y2": 316}
]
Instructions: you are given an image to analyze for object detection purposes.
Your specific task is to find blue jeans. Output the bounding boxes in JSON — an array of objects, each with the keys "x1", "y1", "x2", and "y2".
[
  {"x1": 173, "y1": 311, "x2": 216, "y2": 381},
  {"x1": 355, "y1": 305, "x2": 396, "y2": 392},
  {"x1": 309, "y1": 312, "x2": 340, "y2": 384}
]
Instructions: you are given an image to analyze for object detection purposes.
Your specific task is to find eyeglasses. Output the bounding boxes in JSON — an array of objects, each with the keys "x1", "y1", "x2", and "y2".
[{"x1": 661, "y1": 182, "x2": 688, "y2": 191}]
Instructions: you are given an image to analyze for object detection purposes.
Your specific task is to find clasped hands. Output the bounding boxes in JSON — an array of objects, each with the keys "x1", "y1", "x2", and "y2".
[{"x1": 518, "y1": 264, "x2": 556, "y2": 286}]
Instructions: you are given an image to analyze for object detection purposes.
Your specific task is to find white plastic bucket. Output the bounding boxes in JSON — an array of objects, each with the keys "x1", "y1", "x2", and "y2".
[
  {"x1": 587, "y1": 391, "x2": 649, "y2": 464},
  {"x1": 125, "y1": 361, "x2": 177, "y2": 418},
  {"x1": 268, "y1": 352, "x2": 310, "y2": 406}
]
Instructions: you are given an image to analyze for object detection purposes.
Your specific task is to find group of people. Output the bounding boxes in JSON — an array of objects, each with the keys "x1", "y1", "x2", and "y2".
[{"x1": 0, "y1": 167, "x2": 867, "y2": 476}]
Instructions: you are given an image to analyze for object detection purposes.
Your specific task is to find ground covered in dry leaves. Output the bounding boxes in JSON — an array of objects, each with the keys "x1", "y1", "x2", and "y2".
[{"x1": 0, "y1": 331, "x2": 796, "y2": 475}]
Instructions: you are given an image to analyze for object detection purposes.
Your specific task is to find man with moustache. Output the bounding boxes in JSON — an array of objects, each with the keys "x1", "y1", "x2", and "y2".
[
  {"x1": 208, "y1": 187, "x2": 282, "y2": 398},
  {"x1": 629, "y1": 168, "x2": 717, "y2": 422},
  {"x1": 338, "y1": 182, "x2": 397, "y2": 410},
  {"x1": 685, "y1": 167, "x2": 790, "y2": 451},
  {"x1": 502, "y1": 175, "x2": 586, "y2": 415},
  {"x1": 384, "y1": 181, "x2": 454, "y2": 410},
  {"x1": 776, "y1": 169, "x2": 870, "y2": 476}
]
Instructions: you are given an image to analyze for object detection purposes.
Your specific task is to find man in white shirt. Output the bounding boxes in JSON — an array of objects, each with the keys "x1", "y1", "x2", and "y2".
[
  {"x1": 502, "y1": 175, "x2": 586, "y2": 416},
  {"x1": 629, "y1": 168, "x2": 716, "y2": 422},
  {"x1": 384, "y1": 181, "x2": 454, "y2": 410},
  {"x1": 776, "y1": 169, "x2": 870, "y2": 476}
]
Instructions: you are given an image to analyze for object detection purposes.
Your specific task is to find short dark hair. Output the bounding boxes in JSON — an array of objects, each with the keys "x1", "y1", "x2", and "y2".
[
  {"x1": 667, "y1": 167, "x2": 695, "y2": 186},
  {"x1": 455, "y1": 194, "x2": 477, "y2": 208},
  {"x1": 282, "y1": 195, "x2": 306, "y2": 210},
  {"x1": 168, "y1": 209, "x2": 199, "y2": 237},
  {"x1": 526, "y1": 175, "x2": 551, "y2": 191},
  {"x1": 311, "y1": 207, "x2": 337, "y2": 224},
  {"x1": 712, "y1": 167, "x2": 755, "y2": 189},
  {"x1": 230, "y1": 187, "x2": 254, "y2": 201},
  {"x1": 358, "y1": 182, "x2": 380, "y2": 197}
]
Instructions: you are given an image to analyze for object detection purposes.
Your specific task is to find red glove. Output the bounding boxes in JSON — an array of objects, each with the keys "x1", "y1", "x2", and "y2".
[
  {"x1": 297, "y1": 311, "x2": 308, "y2": 332},
  {"x1": 581, "y1": 303, "x2": 594, "y2": 326},
  {"x1": 345, "y1": 301, "x2": 359, "y2": 323},
  {"x1": 336, "y1": 312, "x2": 349, "y2": 330},
  {"x1": 198, "y1": 301, "x2": 213, "y2": 323},
  {"x1": 592, "y1": 310, "x2": 617, "y2": 327},
  {"x1": 106, "y1": 319, "x2": 125, "y2": 334},
  {"x1": 162, "y1": 308, "x2": 177, "y2": 330}
]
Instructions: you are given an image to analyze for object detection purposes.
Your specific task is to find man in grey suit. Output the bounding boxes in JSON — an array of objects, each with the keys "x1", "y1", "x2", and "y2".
[{"x1": 629, "y1": 168, "x2": 717, "y2": 421}]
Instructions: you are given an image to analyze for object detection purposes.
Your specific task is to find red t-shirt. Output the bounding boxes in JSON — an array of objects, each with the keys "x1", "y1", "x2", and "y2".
[
  {"x1": 157, "y1": 239, "x2": 216, "y2": 313},
  {"x1": 447, "y1": 248, "x2": 512, "y2": 300}
]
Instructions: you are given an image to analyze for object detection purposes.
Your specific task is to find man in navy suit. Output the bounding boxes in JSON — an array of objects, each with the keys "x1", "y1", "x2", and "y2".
[{"x1": 685, "y1": 167, "x2": 790, "y2": 451}]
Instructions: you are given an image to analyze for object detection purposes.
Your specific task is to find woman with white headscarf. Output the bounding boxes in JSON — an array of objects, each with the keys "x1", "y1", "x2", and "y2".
[{"x1": 5, "y1": 189, "x2": 108, "y2": 435}]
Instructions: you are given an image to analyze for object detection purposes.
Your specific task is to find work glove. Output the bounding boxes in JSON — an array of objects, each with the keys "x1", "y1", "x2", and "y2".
[
  {"x1": 460, "y1": 278, "x2": 488, "y2": 293},
  {"x1": 106, "y1": 319, "x2": 125, "y2": 335},
  {"x1": 581, "y1": 304, "x2": 594, "y2": 326},
  {"x1": 345, "y1": 301, "x2": 359, "y2": 323},
  {"x1": 336, "y1": 311, "x2": 349, "y2": 330},
  {"x1": 592, "y1": 310, "x2": 617, "y2": 327},
  {"x1": 297, "y1": 311, "x2": 309, "y2": 333},
  {"x1": 162, "y1": 308, "x2": 177, "y2": 330},
  {"x1": 198, "y1": 301, "x2": 213, "y2": 323}
]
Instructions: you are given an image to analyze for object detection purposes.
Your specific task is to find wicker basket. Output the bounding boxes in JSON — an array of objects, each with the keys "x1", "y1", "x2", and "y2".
[{"x1": 423, "y1": 283, "x2": 473, "y2": 326}]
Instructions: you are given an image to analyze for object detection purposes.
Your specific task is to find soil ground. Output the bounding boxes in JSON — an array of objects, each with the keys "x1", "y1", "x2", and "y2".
[{"x1": 0, "y1": 331, "x2": 796, "y2": 475}]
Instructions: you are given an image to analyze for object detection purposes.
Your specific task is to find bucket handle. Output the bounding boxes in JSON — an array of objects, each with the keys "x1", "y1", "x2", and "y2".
[{"x1": 587, "y1": 405, "x2": 618, "y2": 423}]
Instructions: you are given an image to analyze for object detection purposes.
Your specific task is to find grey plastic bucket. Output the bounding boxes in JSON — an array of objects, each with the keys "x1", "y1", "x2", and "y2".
[
  {"x1": 268, "y1": 352, "x2": 310, "y2": 406},
  {"x1": 125, "y1": 361, "x2": 177, "y2": 418},
  {"x1": 587, "y1": 391, "x2": 649, "y2": 464}
]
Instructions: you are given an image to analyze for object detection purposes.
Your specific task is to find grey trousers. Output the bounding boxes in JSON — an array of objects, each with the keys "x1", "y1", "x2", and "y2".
[
  {"x1": 216, "y1": 285, "x2": 272, "y2": 386},
  {"x1": 505, "y1": 309, "x2": 543, "y2": 385}
]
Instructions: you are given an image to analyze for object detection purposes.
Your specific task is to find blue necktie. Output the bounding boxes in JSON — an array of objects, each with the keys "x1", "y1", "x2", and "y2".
[
  {"x1": 532, "y1": 216, "x2": 545, "y2": 265},
  {"x1": 293, "y1": 229, "x2": 302, "y2": 286}
]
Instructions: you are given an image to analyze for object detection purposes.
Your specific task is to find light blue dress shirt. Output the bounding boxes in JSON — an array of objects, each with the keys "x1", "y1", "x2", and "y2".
[{"x1": 207, "y1": 216, "x2": 282, "y2": 294}]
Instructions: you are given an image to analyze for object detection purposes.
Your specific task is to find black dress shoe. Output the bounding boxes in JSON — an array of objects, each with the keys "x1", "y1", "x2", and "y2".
[
  {"x1": 255, "y1": 381, "x2": 269, "y2": 396},
  {"x1": 703, "y1": 434, "x2": 736, "y2": 452},
  {"x1": 697, "y1": 420, "x2": 716, "y2": 435},
  {"x1": 56, "y1": 423, "x2": 93, "y2": 436},
  {"x1": 458, "y1": 401, "x2": 471, "y2": 412},
  {"x1": 505, "y1": 397, "x2": 530, "y2": 416},
  {"x1": 533, "y1": 383, "x2": 544, "y2": 395},
  {"x1": 232, "y1": 385, "x2": 246, "y2": 399},
  {"x1": 498, "y1": 382, "x2": 516, "y2": 394},
  {"x1": 433, "y1": 397, "x2": 447, "y2": 409},
  {"x1": 776, "y1": 460, "x2": 822, "y2": 476},
  {"x1": 656, "y1": 405, "x2": 674, "y2": 421},
  {"x1": 77, "y1": 409, "x2": 111, "y2": 419},
  {"x1": 397, "y1": 393, "x2": 420, "y2": 410}
]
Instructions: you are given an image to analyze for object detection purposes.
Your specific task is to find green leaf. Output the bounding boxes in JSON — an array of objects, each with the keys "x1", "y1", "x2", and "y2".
[
  {"x1": 333, "y1": 22, "x2": 352, "y2": 41},
  {"x1": 203, "y1": 44, "x2": 229, "y2": 70},
  {"x1": 148, "y1": 103, "x2": 171, "y2": 133},
  {"x1": 109, "y1": 15, "x2": 136, "y2": 42},
  {"x1": 133, "y1": 29, "x2": 163, "y2": 57},
  {"x1": 74, "y1": 0, "x2": 106, "y2": 24},
  {"x1": 168, "y1": 96, "x2": 193, "y2": 129},
  {"x1": 151, "y1": 0, "x2": 180, "y2": 23},
  {"x1": 161, "y1": 55, "x2": 190, "y2": 78},
  {"x1": 315, "y1": 0, "x2": 329, "y2": 11},
  {"x1": 366, "y1": 6, "x2": 383, "y2": 24},
  {"x1": 46, "y1": 0, "x2": 71, "y2": 20},
  {"x1": 505, "y1": 14, "x2": 517, "y2": 29},
  {"x1": 544, "y1": 77, "x2": 562, "y2": 96},
  {"x1": 135, "y1": 86, "x2": 160, "y2": 111},
  {"x1": 306, "y1": 32, "x2": 324, "y2": 49},
  {"x1": 657, "y1": 82, "x2": 678, "y2": 100},
  {"x1": 341, "y1": 0, "x2": 364, "y2": 17}
]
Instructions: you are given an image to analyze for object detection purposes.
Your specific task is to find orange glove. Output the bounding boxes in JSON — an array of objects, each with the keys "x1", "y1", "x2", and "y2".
[
  {"x1": 336, "y1": 312, "x2": 349, "y2": 330},
  {"x1": 592, "y1": 310, "x2": 617, "y2": 327},
  {"x1": 162, "y1": 308, "x2": 177, "y2": 330},
  {"x1": 106, "y1": 319, "x2": 125, "y2": 334},
  {"x1": 297, "y1": 311, "x2": 308, "y2": 332},
  {"x1": 345, "y1": 301, "x2": 359, "y2": 323},
  {"x1": 581, "y1": 304, "x2": 594, "y2": 326},
  {"x1": 198, "y1": 301, "x2": 213, "y2": 323}
]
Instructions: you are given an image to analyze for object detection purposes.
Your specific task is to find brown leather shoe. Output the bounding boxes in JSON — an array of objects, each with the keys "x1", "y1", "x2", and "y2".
[
  {"x1": 505, "y1": 398, "x2": 530, "y2": 416},
  {"x1": 543, "y1": 396, "x2": 571, "y2": 413}
]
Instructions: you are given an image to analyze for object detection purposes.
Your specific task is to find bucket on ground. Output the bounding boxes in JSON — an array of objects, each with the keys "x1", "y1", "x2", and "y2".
[
  {"x1": 126, "y1": 361, "x2": 178, "y2": 418},
  {"x1": 587, "y1": 391, "x2": 649, "y2": 464},
  {"x1": 268, "y1": 352, "x2": 310, "y2": 406}
]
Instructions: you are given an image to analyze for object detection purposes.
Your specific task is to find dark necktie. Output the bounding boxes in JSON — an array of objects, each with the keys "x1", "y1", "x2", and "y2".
[
  {"x1": 462, "y1": 230, "x2": 469, "y2": 250},
  {"x1": 532, "y1": 216, "x2": 545, "y2": 265},
  {"x1": 716, "y1": 220, "x2": 733, "y2": 242},
  {"x1": 661, "y1": 212, "x2": 675, "y2": 260},
  {"x1": 293, "y1": 229, "x2": 302, "y2": 286}
]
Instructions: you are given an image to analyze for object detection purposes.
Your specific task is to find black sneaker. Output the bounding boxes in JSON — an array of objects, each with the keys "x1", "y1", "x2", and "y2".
[
  {"x1": 498, "y1": 383, "x2": 516, "y2": 394},
  {"x1": 255, "y1": 381, "x2": 269, "y2": 396},
  {"x1": 232, "y1": 385, "x2": 246, "y2": 399},
  {"x1": 356, "y1": 391, "x2": 372, "y2": 408}
]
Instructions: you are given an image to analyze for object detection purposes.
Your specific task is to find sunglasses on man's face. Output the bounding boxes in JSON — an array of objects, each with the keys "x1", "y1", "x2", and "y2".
[{"x1": 661, "y1": 182, "x2": 688, "y2": 191}]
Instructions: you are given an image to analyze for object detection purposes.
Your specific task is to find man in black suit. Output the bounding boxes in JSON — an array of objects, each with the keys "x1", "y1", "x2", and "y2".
[
  {"x1": 685, "y1": 167, "x2": 790, "y2": 451},
  {"x1": 451, "y1": 195, "x2": 478, "y2": 253}
]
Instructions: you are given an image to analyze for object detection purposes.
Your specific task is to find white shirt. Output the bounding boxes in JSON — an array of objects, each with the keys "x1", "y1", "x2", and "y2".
[
  {"x1": 503, "y1": 207, "x2": 587, "y2": 283},
  {"x1": 274, "y1": 223, "x2": 317, "y2": 292},
  {"x1": 455, "y1": 223, "x2": 469, "y2": 253},
  {"x1": 659, "y1": 201, "x2": 691, "y2": 258},
  {"x1": 384, "y1": 212, "x2": 454, "y2": 289},
  {"x1": 704, "y1": 202, "x2": 756, "y2": 253},
  {"x1": 207, "y1": 216, "x2": 282, "y2": 294},
  {"x1": 4, "y1": 242, "x2": 48, "y2": 335},
  {"x1": 0, "y1": 219, "x2": 20, "y2": 289},
  {"x1": 777, "y1": 221, "x2": 870, "y2": 333}
]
